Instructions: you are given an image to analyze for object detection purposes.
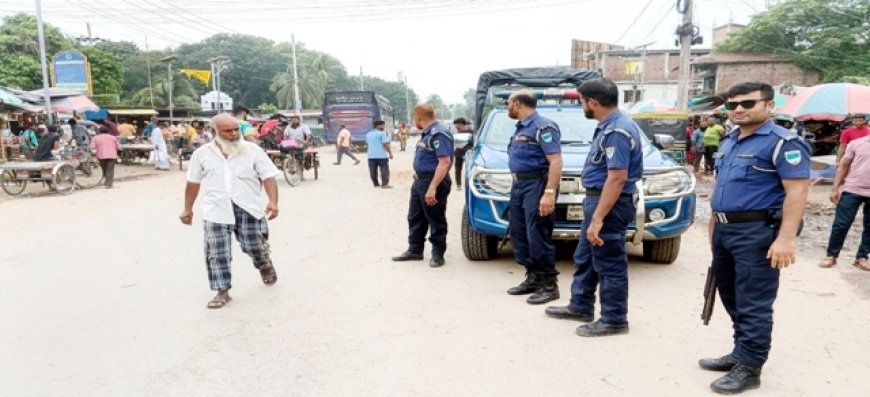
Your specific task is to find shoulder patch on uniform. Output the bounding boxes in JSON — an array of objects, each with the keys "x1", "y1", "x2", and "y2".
[
  {"x1": 784, "y1": 150, "x2": 801, "y2": 165},
  {"x1": 605, "y1": 146, "x2": 616, "y2": 159},
  {"x1": 433, "y1": 139, "x2": 441, "y2": 149},
  {"x1": 541, "y1": 131, "x2": 553, "y2": 143}
]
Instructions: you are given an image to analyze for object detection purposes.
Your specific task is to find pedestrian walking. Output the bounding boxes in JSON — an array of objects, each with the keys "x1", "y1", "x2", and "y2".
[
  {"x1": 836, "y1": 114, "x2": 868, "y2": 164},
  {"x1": 334, "y1": 124, "x2": 360, "y2": 165},
  {"x1": 398, "y1": 121, "x2": 410, "y2": 151},
  {"x1": 702, "y1": 116, "x2": 725, "y2": 174},
  {"x1": 545, "y1": 79, "x2": 642, "y2": 335},
  {"x1": 89, "y1": 125, "x2": 120, "y2": 188},
  {"x1": 150, "y1": 121, "x2": 171, "y2": 170},
  {"x1": 391, "y1": 104, "x2": 453, "y2": 268},
  {"x1": 452, "y1": 117, "x2": 473, "y2": 190},
  {"x1": 699, "y1": 82, "x2": 810, "y2": 394},
  {"x1": 179, "y1": 113, "x2": 281, "y2": 309},
  {"x1": 820, "y1": 128, "x2": 870, "y2": 270},
  {"x1": 366, "y1": 120, "x2": 393, "y2": 188},
  {"x1": 499, "y1": 90, "x2": 564, "y2": 305},
  {"x1": 692, "y1": 119, "x2": 708, "y2": 173}
]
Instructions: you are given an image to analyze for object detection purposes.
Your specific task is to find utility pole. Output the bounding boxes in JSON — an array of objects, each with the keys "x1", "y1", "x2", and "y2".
[
  {"x1": 676, "y1": 0, "x2": 693, "y2": 112},
  {"x1": 209, "y1": 56, "x2": 231, "y2": 112},
  {"x1": 35, "y1": 0, "x2": 53, "y2": 124},
  {"x1": 399, "y1": 71, "x2": 411, "y2": 122},
  {"x1": 160, "y1": 55, "x2": 178, "y2": 124},
  {"x1": 145, "y1": 35, "x2": 155, "y2": 107},
  {"x1": 359, "y1": 66, "x2": 364, "y2": 91},
  {"x1": 291, "y1": 34, "x2": 301, "y2": 114}
]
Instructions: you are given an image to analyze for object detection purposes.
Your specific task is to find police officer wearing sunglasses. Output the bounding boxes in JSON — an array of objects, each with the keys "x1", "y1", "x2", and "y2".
[{"x1": 700, "y1": 82, "x2": 810, "y2": 394}]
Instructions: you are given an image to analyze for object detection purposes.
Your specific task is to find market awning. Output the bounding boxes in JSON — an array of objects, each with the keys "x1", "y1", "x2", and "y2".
[
  {"x1": 0, "y1": 87, "x2": 23, "y2": 106},
  {"x1": 51, "y1": 95, "x2": 100, "y2": 113},
  {"x1": 105, "y1": 108, "x2": 158, "y2": 116}
]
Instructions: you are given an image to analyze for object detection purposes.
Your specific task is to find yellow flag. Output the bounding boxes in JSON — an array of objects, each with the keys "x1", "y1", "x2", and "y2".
[{"x1": 179, "y1": 69, "x2": 212, "y2": 85}]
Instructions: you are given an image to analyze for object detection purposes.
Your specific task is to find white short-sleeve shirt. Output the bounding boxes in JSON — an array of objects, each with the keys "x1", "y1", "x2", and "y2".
[{"x1": 186, "y1": 141, "x2": 281, "y2": 224}]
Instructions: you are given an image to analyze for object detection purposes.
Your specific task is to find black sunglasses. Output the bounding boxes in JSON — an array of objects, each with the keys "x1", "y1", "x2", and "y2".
[{"x1": 724, "y1": 98, "x2": 772, "y2": 111}]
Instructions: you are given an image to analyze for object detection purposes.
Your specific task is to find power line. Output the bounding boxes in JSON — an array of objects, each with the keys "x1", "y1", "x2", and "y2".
[{"x1": 612, "y1": 0, "x2": 655, "y2": 45}]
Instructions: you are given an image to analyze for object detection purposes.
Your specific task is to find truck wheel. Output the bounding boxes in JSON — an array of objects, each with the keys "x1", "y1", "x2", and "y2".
[
  {"x1": 461, "y1": 206, "x2": 499, "y2": 261},
  {"x1": 642, "y1": 236, "x2": 681, "y2": 264}
]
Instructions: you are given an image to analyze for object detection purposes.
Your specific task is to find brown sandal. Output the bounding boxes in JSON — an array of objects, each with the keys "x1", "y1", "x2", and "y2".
[
  {"x1": 819, "y1": 257, "x2": 837, "y2": 268},
  {"x1": 207, "y1": 292, "x2": 231, "y2": 309},
  {"x1": 853, "y1": 258, "x2": 870, "y2": 272},
  {"x1": 260, "y1": 264, "x2": 278, "y2": 286}
]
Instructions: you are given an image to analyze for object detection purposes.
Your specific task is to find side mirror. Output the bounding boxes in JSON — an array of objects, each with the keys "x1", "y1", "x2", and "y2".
[{"x1": 653, "y1": 134, "x2": 675, "y2": 150}]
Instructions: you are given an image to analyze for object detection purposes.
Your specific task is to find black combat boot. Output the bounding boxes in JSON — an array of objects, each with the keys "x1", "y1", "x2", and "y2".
[
  {"x1": 710, "y1": 364, "x2": 761, "y2": 394},
  {"x1": 507, "y1": 272, "x2": 540, "y2": 295},
  {"x1": 526, "y1": 276, "x2": 559, "y2": 304},
  {"x1": 699, "y1": 354, "x2": 740, "y2": 372}
]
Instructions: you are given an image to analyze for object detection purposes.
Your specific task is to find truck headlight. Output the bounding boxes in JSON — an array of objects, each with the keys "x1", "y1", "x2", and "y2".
[
  {"x1": 644, "y1": 170, "x2": 693, "y2": 196},
  {"x1": 476, "y1": 173, "x2": 512, "y2": 195}
]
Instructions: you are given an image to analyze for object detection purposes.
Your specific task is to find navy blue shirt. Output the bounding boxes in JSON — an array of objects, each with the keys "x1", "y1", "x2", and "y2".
[
  {"x1": 711, "y1": 119, "x2": 811, "y2": 212},
  {"x1": 414, "y1": 122, "x2": 454, "y2": 173},
  {"x1": 507, "y1": 112, "x2": 561, "y2": 173},
  {"x1": 581, "y1": 111, "x2": 644, "y2": 194}
]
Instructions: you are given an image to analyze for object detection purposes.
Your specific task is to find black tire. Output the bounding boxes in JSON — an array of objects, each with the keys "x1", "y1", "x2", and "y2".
[
  {"x1": 52, "y1": 164, "x2": 77, "y2": 195},
  {"x1": 461, "y1": 205, "x2": 499, "y2": 261},
  {"x1": 642, "y1": 236, "x2": 681, "y2": 264},
  {"x1": 75, "y1": 157, "x2": 103, "y2": 188},
  {"x1": 284, "y1": 158, "x2": 301, "y2": 187}
]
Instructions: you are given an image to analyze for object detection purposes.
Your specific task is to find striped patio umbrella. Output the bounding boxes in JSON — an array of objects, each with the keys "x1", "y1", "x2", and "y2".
[
  {"x1": 628, "y1": 100, "x2": 678, "y2": 113},
  {"x1": 777, "y1": 83, "x2": 870, "y2": 121}
]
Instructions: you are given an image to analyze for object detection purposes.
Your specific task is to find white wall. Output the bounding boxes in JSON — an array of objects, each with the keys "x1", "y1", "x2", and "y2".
[{"x1": 615, "y1": 82, "x2": 679, "y2": 107}]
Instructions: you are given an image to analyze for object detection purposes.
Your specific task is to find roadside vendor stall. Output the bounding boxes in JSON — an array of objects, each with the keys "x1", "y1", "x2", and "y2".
[{"x1": 630, "y1": 111, "x2": 690, "y2": 165}]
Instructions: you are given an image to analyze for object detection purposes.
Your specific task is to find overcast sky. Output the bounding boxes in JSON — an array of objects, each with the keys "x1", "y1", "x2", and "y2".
[{"x1": 2, "y1": 0, "x2": 769, "y2": 103}]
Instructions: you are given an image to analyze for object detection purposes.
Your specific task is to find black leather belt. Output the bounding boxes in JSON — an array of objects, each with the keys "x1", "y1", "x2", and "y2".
[
  {"x1": 713, "y1": 210, "x2": 769, "y2": 224},
  {"x1": 415, "y1": 172, "x2": 435, "y2": 180},
  {"x1": 585, "y1": 188, "x2": 633, "y2": 198},
  {"x1": 511, "y1": 171, "x2": 547, "y2": 181}
]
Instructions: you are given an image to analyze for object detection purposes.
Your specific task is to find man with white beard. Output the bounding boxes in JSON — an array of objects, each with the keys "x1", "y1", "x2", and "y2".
[{"x1": 180, "y1": 113, "x2": 281, "y2": 309}]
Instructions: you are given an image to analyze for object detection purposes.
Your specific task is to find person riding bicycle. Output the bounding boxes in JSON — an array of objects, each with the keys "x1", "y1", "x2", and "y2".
[{"x1": 283, "y1": 115, "x2": 312, "y2": 178}]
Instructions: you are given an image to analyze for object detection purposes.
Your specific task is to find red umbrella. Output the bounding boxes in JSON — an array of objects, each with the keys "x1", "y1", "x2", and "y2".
[{"x1": 778, "y1": 83, "x2": 870, "y2": 121}]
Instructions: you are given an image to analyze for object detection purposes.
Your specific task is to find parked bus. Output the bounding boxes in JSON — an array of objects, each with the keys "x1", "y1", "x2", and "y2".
[{"x1": 322, "y1": 91, "x2": 394, "y2": 144}]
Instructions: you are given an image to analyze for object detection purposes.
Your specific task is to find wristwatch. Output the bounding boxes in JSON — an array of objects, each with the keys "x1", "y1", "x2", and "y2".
[{"x1": 544, "y1": 188, "x2": 556, "y2": 195}]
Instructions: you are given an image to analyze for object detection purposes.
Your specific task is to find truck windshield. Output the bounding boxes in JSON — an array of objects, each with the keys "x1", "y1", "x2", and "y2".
[{"x1": 483, "y1": 110, "x2": 599, "y2": 145}]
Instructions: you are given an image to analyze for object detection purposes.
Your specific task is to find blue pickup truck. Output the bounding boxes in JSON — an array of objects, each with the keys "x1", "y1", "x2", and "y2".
[{"x1": 461, "y1": 68, "x2": 696, "y2": 264}]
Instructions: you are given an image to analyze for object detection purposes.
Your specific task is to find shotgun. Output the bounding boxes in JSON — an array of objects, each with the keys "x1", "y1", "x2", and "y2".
[{"x1": 702, "y1": 265, "x2": 716, "y2": 325}]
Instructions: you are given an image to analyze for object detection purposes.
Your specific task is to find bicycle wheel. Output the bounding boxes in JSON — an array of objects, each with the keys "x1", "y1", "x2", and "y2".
[
  {"x1": 1, "y1": 169, "x2": 27, "y2": 196},
  {"x1": 75, "y1": 157, "x2": 103, "y2": 188},
  {"x1": 313, "y1": 158, "x2": 319, "y2": 180},
  {"x1": 52, "y1": 164, "x2": 77, "y2": 195},
  {"x1": 283, "y1": 157, "x2": 301, "y2": 187}
]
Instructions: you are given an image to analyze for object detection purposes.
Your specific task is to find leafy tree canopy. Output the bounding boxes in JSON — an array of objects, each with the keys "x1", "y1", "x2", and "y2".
[{"x1": 716, "y1": 0, "x2": 870, "y2": 82}]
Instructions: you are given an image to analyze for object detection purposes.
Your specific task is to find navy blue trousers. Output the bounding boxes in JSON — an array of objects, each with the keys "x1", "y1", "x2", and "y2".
[
  {"x1": 712, "y1": 220, "x2": 780, "y2": 368},
  {"x1": 569, "y1": 195, "x2": 634, "y2": 324},
  {"x1": 407, "y1": 177, "x2": 451, "y2": 257},
  {"x1": 509, "y1": 178, "x2": 558, "y2": 276}
]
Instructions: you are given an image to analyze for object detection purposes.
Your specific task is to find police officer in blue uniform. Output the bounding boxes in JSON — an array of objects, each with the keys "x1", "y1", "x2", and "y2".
[
  {"x1": 392, "y1": 104, "x2": 454, "y2": 268},
  {"x1": 699, "y1": 82, "x2": 810, "y2": 394},
  {"x1": 546, "y1": 78, "x2": 643, "y2": 337},
  {"x1": 504, "y1": 90, "x2": 564, "y2": 304}
]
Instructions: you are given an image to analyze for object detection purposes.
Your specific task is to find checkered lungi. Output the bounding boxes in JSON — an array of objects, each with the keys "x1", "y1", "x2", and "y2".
[{"x1": 203, "y1": 203, "x2": 272, "y2": 291}]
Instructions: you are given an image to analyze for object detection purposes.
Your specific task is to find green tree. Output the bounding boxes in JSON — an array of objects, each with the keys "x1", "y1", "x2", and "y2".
[
  {"x1": 0, "y1": 13, "x2": 74, "y2": 90},
  {"x1": 259, "y1": 103, "x2": 278, "y2": 114},
  {"x1": 0, "y1": 53, "x2": 41, "y2": 89},
  {"x1": 716, "y1": 0, "x2": 870, "y2": 82},
  {"x1": 271, "y1": 48, "x2": 347, "y2": 109},
  {"x1": 80, "y1": 47, "x2": 124, "y2": 96},
  {"x1": 132, "y1": 74, "x2": 198, "y2": 109}
]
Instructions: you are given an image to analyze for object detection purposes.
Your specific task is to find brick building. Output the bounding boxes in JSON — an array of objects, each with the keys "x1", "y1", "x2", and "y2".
[
  {"x1": 691, "y1": 53, "x2": 820, "y2": 95},
  {"x1": 571, "y1": 39, "x2": 710, "y2": 107}
]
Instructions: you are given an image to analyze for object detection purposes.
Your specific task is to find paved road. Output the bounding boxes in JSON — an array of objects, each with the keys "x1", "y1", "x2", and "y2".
[{"x1": 1, "y1": 144, "x2": 868, "y2": 396}]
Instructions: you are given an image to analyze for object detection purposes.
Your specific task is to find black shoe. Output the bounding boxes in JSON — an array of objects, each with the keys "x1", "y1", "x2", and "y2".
[
  {"x1": 545, "y1": 306, "x2": 593, "y2": 322},
  {"x1": 392, "y1": 251, "x2": 424, "y2": 261},
  {"x1": 429, "y1": 256, "x2": 445, "y2": 268},
  {"x1": 507, "y1": 273, "x2": 541, "y2": 295},
  {"x1": 575, "y1": 320, "x2": 629, "y2": 337},
  {"x1": 699, "y1": 354, "x2": 740, "y2": 372},
  {"x1": 710, "y1": 364, "x2": 761, "y2": 394},
  {"x1": 527, "y1": 276, "x2": 559, "y2": 304}
]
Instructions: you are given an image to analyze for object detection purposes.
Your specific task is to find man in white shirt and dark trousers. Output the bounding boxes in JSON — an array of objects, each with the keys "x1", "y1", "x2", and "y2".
[{"x1": 179, "y1": 113, "x2": 281, "y2": 309}]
